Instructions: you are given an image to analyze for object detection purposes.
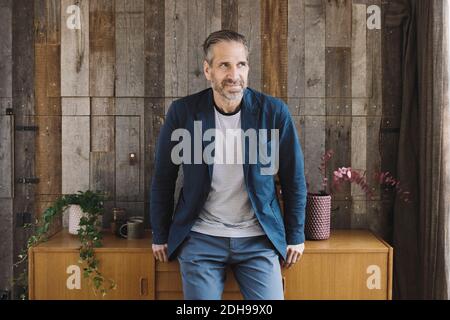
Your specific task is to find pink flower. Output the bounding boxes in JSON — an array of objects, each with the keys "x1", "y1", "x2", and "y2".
[
  {"x1": 332, "y1": 167, "x2": 372, "y2": 198},
  {"x1": 334, "y1": 167, "x2": 352, "y2": 179},
  {"x1": 306, "y1": 150, "x2": 410, "y2": 203}
]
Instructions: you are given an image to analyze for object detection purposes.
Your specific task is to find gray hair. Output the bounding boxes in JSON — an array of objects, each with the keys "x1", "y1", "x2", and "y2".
[{"x1": 202, "y1": 29, "x2": 249, "y2": 65}]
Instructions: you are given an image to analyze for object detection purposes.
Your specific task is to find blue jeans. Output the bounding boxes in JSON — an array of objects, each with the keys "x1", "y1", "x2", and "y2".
[{"x1": 177, "y1": 230, "x2": 284, "y2": 300}]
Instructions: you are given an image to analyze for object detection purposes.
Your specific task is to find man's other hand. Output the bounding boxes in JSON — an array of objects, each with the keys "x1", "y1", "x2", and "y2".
[
  {"x1": 281, "y1": 243, "x2": 305, "y2": 269},
  {"x1": 152, "y1": 243, "x2": 168, "y2": 262}
]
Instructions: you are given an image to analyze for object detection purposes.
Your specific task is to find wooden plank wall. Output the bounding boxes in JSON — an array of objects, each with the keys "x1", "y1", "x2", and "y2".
[
  {"x1": 0, "y1": 0, "x2": 402, "y2": 295},
  {"x1": 40, "y1": 1, "x2": 391, "y2": 238},
  {"x1": 12, "y1": 0, "x2": 36, "y2": 299},
  {"x1": 0, "y1": 0, "x2": 14, "y2": 295},
  {"x1": 35, "y1": 0, "x2": 62, "y2": 253}
]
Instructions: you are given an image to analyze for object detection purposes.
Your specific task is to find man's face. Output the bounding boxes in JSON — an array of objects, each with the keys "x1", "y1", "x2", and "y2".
[{"x1": 203, "y1": 41, "x2": 249, "y2": 101}]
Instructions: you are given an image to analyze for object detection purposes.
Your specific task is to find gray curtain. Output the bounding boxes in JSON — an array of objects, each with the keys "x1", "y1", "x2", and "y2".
[{"x1": 390, "y1": 0, "x2": 450, "y2": 299}]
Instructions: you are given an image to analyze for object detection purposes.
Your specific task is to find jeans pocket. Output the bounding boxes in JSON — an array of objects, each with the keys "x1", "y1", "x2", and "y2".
[{"x1": 177, "y1": 232, "x2": 192, "y2": 260}]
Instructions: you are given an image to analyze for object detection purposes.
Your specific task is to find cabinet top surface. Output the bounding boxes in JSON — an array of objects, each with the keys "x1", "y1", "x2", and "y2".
[
  {"x1": 31, "y1": 230, "x2": 153, "y2": 252},
  {"x1": 31, "y1": 229, "x2": 391, "y2": 253}
]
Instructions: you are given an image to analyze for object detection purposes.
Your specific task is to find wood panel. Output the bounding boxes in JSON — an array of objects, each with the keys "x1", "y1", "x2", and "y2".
[
  {"x1": 90, "y1": 0, "x2": 115, "y2": 97},
  {"x1": 34, "y1": 0, "x2": 63, "y2": 256},
  {"x1": 12, "y1": 0, "x2": 35, "y2": 299},
  {"x1": 35, "y1": 45, "x2": 50, "y2": 115},
  {"x1": 366, "y1": 116, "x2": 382, "y2": 200},
  {"x1": 90, "y1": 152, "x2": 115, "y2": 198},
  {"x1": 221, "y1": 0, "x2": 239, "y2": 31},
  {"x1": 144, "y1": 0, "x2": 165, "y2": 97},
  {"x1": 0, "y1": 199, "x2": 13, "y2": 291},
  {"x1": 326, "y1": 98, "x2": 352, "y2": 116},
  {"x1": 62, "y1": 98, "x2": 90, "y2": 194},
  {"x1": 286, "y1": 97, "x2": 303, "y2": 116},
  {"x1": 304, "y1": 115, "x2": 326, "y2": 194},
  {"x1": 35, "y1": 0, "x2": 62, "y2": 213},
  {"x1": 238, "y1": 0, "x2": 261, "y2": 91},
  {"x1": 91, "y1": 98, "x2": 115, "y2": 153},
  {"x1": 34, "y1": 0, "x2": 46, "y2": 45},
  {"x1": 331, "y1": 199, "x2": 352, "y2": 228},
  {"x1": 365, "y1": 1, "x2": 383, "y2": 218},
  {"x1": 0, "y1": 0, "x2": 12, "y2": 98},
  {"x1": 350, "y1": 98, "x2": 369, "y2": 206},
  {"x1": 144, "y1": 98, "x2": 165, "y2": 218},
  {"x1": 352, "y1": 3, "x2": 368, "y2": 98},
  {"x1": 36, "y1": 116, "x2": 62, "y2": 195},
  {"x1": 367, "y1": 200, "x2": 390, "y2": 241},
  {"x1": 325, "y1": 116, "x2": 351, "y2": 200},
  {"x1": 187, "y1": 0, "x2": 221, "y2": 94},
  {"x1": 351, "y1": 199, "x2": 368, "y2": 228},
  {"x1": 304, "y1": 97, "x2": 325, "y2": 115},
  {"x1": 351, "y1": 115, "x2": 367, "y2": 199},
  {"x1": 287, "y1": 0, "x2": 305, "y2": 98},
  {"x1": 262, "y1": 0, "x2": 288, "y2": 98},
  {"x1": 0, "y1": 100, "x2": 13, "y2": 198},
  {"x1": 326, "y1": 47, "x2": 351, "y2": 98},
  {"x1": 305, "y1": 0, "x2": 325, "y2": 97},
  {"x1": 293, "y1": 115, "x2": 306, "y2": 154},
  {"x1": 326, "y1": 0, "x2": 352, "y2": 47},
  {"x1": 352, "y1": 98, "x2": 369, "y2": 116},
  {"x1": 115, "y1": 0, "x2": 145, "y2": 97},
  {"x1": 0, "y1": 99, "x2": 13, "y2": 294},
  {"x1": 46, "y1": 45, "x2": 61, "y2": 98},
  {"x1": 61, "y1": 0, "x2": 89, "y2": 96},
  {"x1": 115, "y1": 116, "x2": 141, "y2": 202},
  {"x1": 46, "y1": 0, "x2": 61, "y2": 45},
  {"x1": 165, "y1": 0, "x2": 188, "y2": 97},
  {"x1": 115, "y1": 98, "x2": 145, "y2": 202},
  {"x1": 62, "y1": 97, "x2": 90, "y2": 115},
  {"x1": 368, "y1": 0, "x2": 382, "y2": 116},
  {"x1": 292, "y1": 113, "x2": 305, "y2": 212}
]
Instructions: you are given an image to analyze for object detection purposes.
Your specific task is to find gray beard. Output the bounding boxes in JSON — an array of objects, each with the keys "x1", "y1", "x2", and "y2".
[{"x1": 211, "y1": 80, "x2": 245, "y2": 101}]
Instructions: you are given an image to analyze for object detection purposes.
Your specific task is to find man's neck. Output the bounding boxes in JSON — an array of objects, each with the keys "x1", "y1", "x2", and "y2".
[{"x1": 212, "y1": 91, "x2": 243, "y2": 114}]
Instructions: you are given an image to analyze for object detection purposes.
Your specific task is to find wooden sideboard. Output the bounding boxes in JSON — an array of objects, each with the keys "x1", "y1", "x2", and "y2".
[{"x1": 29, "y1": 229, "x2": 393, "y2": 300}]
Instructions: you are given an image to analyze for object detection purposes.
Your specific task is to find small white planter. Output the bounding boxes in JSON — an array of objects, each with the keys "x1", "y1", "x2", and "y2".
[
  {"x1": 67, "y1": 204, "x2": 103, "y2": 235},
  {"x1": 68, "y1": 204, "x2": 85, "y2": 235}
]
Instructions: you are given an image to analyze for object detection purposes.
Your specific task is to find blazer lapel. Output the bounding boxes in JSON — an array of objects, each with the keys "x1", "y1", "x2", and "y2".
[
  {"x1": 195, "y1": 88, "x2": 215, "y2": 180},
  {"x1": 241, "y1": 88, "x2": 259, "y2": 185}
]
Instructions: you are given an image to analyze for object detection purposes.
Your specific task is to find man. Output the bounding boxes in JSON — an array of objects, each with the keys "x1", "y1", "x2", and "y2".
[{"x1": 150, "y1": 30, "x2": 307, "y2": 300}]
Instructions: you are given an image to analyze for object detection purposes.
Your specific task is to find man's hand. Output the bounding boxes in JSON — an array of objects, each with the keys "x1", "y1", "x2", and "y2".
[
  {"x1": 281, "y1": 243, "x2": 305, "y2": 269},
  {"x1": 152, "y1": 243, "x2": 168, "y2": 262}
]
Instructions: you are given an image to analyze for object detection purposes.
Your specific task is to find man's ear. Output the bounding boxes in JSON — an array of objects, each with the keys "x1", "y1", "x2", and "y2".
[{"x1": 203, "y1": 60, "x2": 211, "y2": 81}]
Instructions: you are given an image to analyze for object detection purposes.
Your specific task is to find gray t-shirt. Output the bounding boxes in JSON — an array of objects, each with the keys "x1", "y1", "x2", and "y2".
[{"x1": 191, "y1": 103, "x2": 265, "y2": 237}]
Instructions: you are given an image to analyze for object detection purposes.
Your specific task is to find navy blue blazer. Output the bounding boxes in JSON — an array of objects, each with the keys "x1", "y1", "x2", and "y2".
[{"x1": 150, "y1": 87, "x2": 307, "y2": 261}]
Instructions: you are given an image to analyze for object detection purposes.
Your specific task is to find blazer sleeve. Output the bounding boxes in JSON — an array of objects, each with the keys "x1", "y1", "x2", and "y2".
[
  {"x1": 150, "y1": 101, "x2": 181, "y2": 244},
  {"x1": 277, "y1": 102, "x2": 307, "y2": 245}
]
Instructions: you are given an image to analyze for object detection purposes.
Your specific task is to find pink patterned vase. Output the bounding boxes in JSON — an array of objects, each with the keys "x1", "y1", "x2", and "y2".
[{"x1": 305, "y1": 193, "x2": 331, "y2": 240}]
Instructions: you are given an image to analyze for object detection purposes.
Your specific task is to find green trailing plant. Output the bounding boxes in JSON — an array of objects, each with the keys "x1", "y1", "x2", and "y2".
[{"x1": 14, "y1": 190, "x2": 116, "y2": 298}]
